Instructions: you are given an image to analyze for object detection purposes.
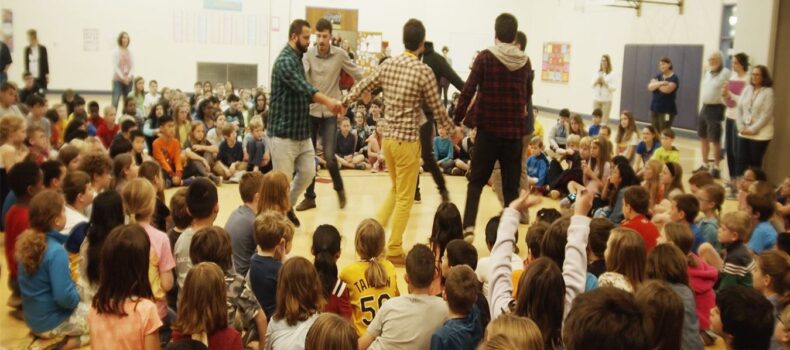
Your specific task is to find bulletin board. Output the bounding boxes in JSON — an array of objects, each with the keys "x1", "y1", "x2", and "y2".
[{"x1": 542, "y1": 42, "x2": 571, "y2": 83}]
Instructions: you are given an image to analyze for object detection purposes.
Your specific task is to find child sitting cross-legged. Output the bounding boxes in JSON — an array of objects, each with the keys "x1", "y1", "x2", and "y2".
[
  {"x1": 217, "y1": 123, "x2": 245, "y2": 182},
  {"x1": 152, "y1": 114, "x2": 183, "y2": 187}
]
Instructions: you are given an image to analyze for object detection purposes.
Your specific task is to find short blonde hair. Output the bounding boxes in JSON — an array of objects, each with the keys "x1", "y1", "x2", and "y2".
[
  {"x1": 485, "y1": 314, "x2": 545, "y2": 350},
  {"x1": 248, "y1": 118, "x2": 264, "y2": 132},
  {"x1": 0, "y1": 114, "x2": 26, "y2": 144},
  {"x1": 566, "y1": 134, "x2": 581, "y2": 147},
  {"x1": 721, "y1": 211, "x2": 752, "y2": 241},
  {"x1": 529, "y1": 136, "x2": 543, "y2": 148},
  {"x1": 579, "y1": 136, "x2": 592, "y2": 149}
]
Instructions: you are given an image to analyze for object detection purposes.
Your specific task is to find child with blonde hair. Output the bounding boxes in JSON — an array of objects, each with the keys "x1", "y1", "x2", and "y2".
[
  {"x1": 305, "y1": 313, "x2": 358, "y2": 350},
  {"x1": 481, "y1": 314, "x2": 544, "y2": 350},
  {"x1": 121, "y1": 178, "x2": 176, "y2": 328},
  {"x1": 339, "y1": 218, "x2": 400, "y2": 336}
]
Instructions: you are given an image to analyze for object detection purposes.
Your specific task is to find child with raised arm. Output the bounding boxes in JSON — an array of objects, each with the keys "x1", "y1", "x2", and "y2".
[{"x1": 489, "y1": 181, "x2": 597, "y2": 321}]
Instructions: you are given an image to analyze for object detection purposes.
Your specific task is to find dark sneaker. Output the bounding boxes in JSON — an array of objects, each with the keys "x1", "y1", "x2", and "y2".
[
  {"x1": 338, "y1": 190, "x2": 347, "y2": 209},
  {"x1": 295, "y1": 198, "x2": 316, "y2": 211},
  {"x1": 463, "y1": 226, "x2": 475, "y2": 243},
  {"x1": 415, "y1": 190, "x2": 422, "y2": 203},
  {"x1": 694, "y1": 165, "x2": 709, "y2": 173},
  {"x1": 710, "y1": 167, "x2": 721, "y2": 179},
  {"x1": 287, "y1": 210, "x2": 301, "y2": 228}
]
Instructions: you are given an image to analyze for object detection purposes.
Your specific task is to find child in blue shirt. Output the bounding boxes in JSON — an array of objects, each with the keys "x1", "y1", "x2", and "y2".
[
  {"x1": 746, "y1": 193, "x2": 778, "y2": 254},
  {"x1": 526, "y1": 136, "x2": 549, "y2": 192},
  {"x1": 17, "y1": 190, "x2": 90, "y2": 347},
  {"x1": 430, "y1": 265, "x2": 483, "y2": 350},
  {"x1": 588, "y1": 108, "x2": 602, "y2": 137},
  {"x1": 635, "y1": 126, "x2": 661, "y2": 169},
  {"x1": 434, "y1": 127, "x2": 455, "y2": 171}
]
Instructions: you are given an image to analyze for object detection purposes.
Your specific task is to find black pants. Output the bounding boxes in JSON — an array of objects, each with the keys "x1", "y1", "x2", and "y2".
[
  {"x1": 725, "y1": 119, "x2": 740, "y2": 178},
  {"x1": 416, "y1": 113, "x2": 447, "y2": 195},
  {"x1": 737, "y1": 137, "x2": 770, "y2": 172},
  {"x1": 463, "y1": 129, "x2": 522, "y2": 229},
  {"x1": 304, "y1": 116, "x2": 343, "y2": 199}
]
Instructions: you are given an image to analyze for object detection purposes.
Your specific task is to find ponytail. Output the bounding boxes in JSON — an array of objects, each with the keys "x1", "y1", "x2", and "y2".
[
  {"x1": 365, "y1": 257, "x2": 389, "y2": 289},
  {"x1": 355, "y1": 219, "x2": 389, "y2": 289},
  {"x1": 16, "y1": 190, "x2": 65, "y2": 275},
  {"x1": 314, "y1": 251, "x2": 338, "y2": 297},
  {"x1": 16, "y1": 229, "x2": 48, "y2": 275},
  {"x1": 311, "y1": 224, "x2": 342, "y2": 297}
]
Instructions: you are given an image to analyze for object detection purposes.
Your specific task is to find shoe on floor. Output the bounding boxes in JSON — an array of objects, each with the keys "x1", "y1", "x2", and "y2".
[
  {"x1": 286, "y1": 210, "x2": 301, "y2": 227},
  {"x1": 450, "y1": 167, "x2": 464, "y2": 176},
  {"x1": 414, "y1": 190, "x2": 422, "y2": 203},
  {"x1": 338, "y1": 190, "x2": 347, "y2": 209},
  {"x1": 710, "y1": 167, "x2": 721, "y2": 179},
  {"x1": 386, "y1": 254, "x2": 407, "y2": 266},
  {"x1": 295, "y1": 198, "x2": 316, "y2": 211},
  {"x1": 208, "y1": 174, "x2": 222, "y2": 186},
  {"x1": 549, "y1": 190, "x2": 561, "y2": 200},
  {"x1": 463, "y1": 227, "x2": 475, "y2": 243}
]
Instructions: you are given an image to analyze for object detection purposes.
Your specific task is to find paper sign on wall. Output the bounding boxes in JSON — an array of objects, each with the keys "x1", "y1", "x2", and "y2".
[
  {"x1": 83, "y1": 29, "x2": 99, "y2": 52},
  {"x1": 542, "y1": 42, "x2": 571, "y2": 83}
]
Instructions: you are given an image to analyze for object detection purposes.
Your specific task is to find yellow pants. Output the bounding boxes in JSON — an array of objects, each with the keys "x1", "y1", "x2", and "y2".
[{"x1": 377, "y1": 139, "x2": 421, "y2": 257}]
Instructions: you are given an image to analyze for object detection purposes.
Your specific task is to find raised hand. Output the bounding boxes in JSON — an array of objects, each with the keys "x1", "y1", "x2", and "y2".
[
  {"x1": 574, "y1": 180, "x2": 599, "y2": 216},
  {"x1": 508, "y1": 189, "x2": 542, "y2": 214}
]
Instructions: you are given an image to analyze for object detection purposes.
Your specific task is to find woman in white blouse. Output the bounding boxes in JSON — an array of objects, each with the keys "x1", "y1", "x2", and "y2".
[
  {"x1": 592, "y1": 54, "x2": 617, "y2": 124},
  {"x1": 736, "y1": 65, "x2": 774, "y2": 171},
  {"x1": 111, "y1": 32, "x2": 134, "y2": 110}
]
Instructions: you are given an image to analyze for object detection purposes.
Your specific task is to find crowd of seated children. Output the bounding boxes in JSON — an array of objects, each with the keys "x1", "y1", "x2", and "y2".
[{"x1": 5, "y1": 35, "x2": 790, "y2": 350}]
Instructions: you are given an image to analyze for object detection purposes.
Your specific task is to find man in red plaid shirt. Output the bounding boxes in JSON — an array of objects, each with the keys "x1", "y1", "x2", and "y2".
[{"x1": 454, "y1": 13, "x2": 533, "y2": 241}]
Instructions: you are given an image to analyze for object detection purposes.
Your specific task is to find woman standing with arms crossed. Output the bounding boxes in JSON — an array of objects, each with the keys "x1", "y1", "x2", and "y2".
[
  {"x1": 112, "y1": 32, "x2": 134, "y2": 110},
  {"x1": 648, "y1": 56, "x2": 679, "y2": 131},
  {"x1": 736, "y1": 65, "x2": 774, "y2": 171},
  {"x1": 592, "y1": 54, "x2": 616, "y2": 124}
]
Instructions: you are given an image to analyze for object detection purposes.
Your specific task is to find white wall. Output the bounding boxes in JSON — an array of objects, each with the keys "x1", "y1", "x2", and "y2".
[
  {"x1": 3, "y1": 0, "x2": 276, "y2": 92},
  {"x1": 732, "y1": 0, "x2": 779, "y2": 71},
  {"x1": 520, "y1": 0, "x2": 724, "y2": 117},
  {"x1": 2, "y1": 0, "x2": 776, "y2": 120}
]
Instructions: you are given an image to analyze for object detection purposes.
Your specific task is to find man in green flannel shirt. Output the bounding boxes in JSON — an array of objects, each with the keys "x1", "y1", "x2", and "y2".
[{"x1": 267, "y1": 19, "x2": 344, "y2": 227}]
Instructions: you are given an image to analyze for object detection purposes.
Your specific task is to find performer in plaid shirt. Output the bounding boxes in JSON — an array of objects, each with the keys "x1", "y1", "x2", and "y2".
[
  {"x1": 267, "y1": 19, "x2": 344, "y2": 227},
  {"x1": 342, "y1": 19, "x2": 454, "y2": 265},
  {"x1": 454, "y1": 13, "x2": 533, "y2": 241}
]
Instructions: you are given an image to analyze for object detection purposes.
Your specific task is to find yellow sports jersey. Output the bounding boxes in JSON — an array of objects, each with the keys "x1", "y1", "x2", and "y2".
[{"x1": 339, "y1": 260, "x2": 400, "y2": 335}]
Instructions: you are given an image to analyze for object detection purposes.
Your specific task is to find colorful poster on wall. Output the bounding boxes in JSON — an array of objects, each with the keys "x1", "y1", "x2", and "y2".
[
  {"x1": 542, "y1": 42, "x2": 571, "y2": 83},
  {"x1": 1, "y1": 9, "x2": 13, "y2": 52},
  {"x1": 203, "y1": 0, "x2": 241, "y2": 11}
]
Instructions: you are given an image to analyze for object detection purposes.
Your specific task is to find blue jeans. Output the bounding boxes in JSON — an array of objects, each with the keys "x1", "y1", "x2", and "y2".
[
  {"x1": 111, "y1": 79, "x2": 132, "y2": 109},
  {"x1": 304, "y1": 116, "x2": 343, "y2": 199},
  {"x1": 269, "y1": 136, "x2": 317, "y2": 206}
]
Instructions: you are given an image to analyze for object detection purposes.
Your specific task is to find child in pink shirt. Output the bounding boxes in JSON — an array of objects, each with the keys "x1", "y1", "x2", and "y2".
[{"x1": 88, "y1": 224, "x2": 162, "y2": 349}]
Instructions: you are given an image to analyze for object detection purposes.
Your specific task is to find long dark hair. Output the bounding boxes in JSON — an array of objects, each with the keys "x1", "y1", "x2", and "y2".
[
  {"x1": 86, "y1": 190, "x2": 126, "y2": 284},
  {"x1": 92, "y1": 224, "x2": 154, "y2": 316},
  {"x1": 515, "y1": 257, "x2": 564, "y2": 349},
  {"x1": 430, "y1": 203, "x2": 463, "y2": 260},
  {"x1": 312, "y1": 225, "x2": 342, "y2": 297},
  {"x1": 609, "y1": 161, "x2": 639, "y2": 207}
]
